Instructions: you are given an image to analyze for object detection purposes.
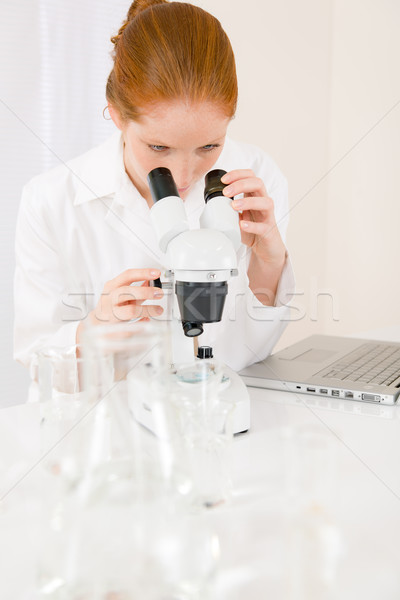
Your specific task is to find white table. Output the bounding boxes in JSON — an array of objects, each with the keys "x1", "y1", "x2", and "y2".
[{"x1": 1, "y1": 384, "x2": 400, "y2": 599}]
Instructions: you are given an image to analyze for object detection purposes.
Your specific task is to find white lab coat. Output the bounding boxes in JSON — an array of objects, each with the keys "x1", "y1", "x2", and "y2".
[{"x1": 14, "y1": 132, "x2": 294, "y2": 375}]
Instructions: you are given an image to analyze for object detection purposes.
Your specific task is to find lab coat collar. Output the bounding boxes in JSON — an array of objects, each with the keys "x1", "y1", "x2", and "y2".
[
  {"x1": 73, "y1": 131, "x2": 124, "y2": 206},
  {"x1": 72, "y1": 131, "x2": 160, "y2": 220},
  {"x1": 71, "y1": 130, "x2": 164, "y2": 259},
  {"x1": 105, "y1": 171, "x2": 165, "y2": 263}
]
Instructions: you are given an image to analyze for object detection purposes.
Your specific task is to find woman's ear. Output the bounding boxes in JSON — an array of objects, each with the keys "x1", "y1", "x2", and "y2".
[{"x1": 107, "y1": 104, "x2": 123, "y2": 130}]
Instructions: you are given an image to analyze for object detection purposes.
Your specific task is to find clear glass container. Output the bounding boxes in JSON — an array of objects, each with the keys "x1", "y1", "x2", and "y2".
[
  {"x1": 170, "y1": 360, "x2": 235, "y2": 508},
  {"x1": 36, "y1": 320, "x2": 219, "y2": 599}
]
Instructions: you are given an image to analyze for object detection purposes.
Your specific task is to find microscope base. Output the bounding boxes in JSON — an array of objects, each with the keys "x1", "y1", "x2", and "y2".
[{"x1": 133, "y1": 367, "x2": 250, "y2": 435}]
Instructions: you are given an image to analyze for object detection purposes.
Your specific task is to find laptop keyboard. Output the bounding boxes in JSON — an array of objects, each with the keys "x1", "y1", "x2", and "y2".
[{"x1": 318, "y1": 343, "x2": 400, "y2": 386}]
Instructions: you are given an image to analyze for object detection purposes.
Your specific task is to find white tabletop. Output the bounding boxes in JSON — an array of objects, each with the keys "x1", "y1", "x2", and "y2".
[
  {"x1": 1, "y1": 381, "x2": 400, "y2": 599},
  {"x1": 213, "y1": 387, "x2": 400, "y2": 599}
]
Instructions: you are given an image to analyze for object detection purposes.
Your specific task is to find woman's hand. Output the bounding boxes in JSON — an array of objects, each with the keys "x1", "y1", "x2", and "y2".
[
  {"x1": 221, "y1": 170, "x2": 287, "y2": 305},
  {"x1": 76, "y1": 268, "x2": 163, "y2": 344}
]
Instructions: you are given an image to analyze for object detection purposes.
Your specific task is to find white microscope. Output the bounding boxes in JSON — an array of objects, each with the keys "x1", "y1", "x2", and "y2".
[{"x1": 147, "y1": 167, "x2": 250, "y2": 434}]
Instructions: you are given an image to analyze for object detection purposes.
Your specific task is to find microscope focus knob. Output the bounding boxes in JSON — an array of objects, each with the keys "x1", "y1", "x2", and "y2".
[{"x1": 197, "y1": 346, "x2": 214, "y2": 359}]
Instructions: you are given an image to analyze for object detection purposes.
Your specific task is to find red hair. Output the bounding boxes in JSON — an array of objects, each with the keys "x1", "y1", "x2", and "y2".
[{"x1": 106, "y1": 0, "x2": 238, "y2": 120}]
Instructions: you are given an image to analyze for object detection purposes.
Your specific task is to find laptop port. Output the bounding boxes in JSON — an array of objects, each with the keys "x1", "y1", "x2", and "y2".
[
  {"x1": 344, "y1": 391, "x2": 354, "y2": 399},
  {"x1": 362, "y1": 393, "x2": 381, "y2": 402},
  {"x1": 332, "y1": 390, "x2": 340, "y2": 397},
  {"x1": 319, "y1": 388, "x2": 328, "y2": 394},
  {"x1": 307, "y1": 387, "x2": 316, "y2": 392}
]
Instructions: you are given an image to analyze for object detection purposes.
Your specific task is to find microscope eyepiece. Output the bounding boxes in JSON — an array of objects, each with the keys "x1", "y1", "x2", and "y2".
[
  {"x1": 204, "y1": 169, "x2": 229, "y2": 203},
  {"x1": 148, "y1": 167, "x2": 180, "y2": 203}
]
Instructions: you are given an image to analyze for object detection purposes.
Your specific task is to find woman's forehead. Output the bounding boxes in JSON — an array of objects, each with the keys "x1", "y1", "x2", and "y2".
[{"x1": 130, "y1": 100, "x2": 230, "y2": 144}]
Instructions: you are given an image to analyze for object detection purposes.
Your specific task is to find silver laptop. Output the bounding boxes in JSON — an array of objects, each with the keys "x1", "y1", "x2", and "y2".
[{"x1": 239, "y1": 335, "x2": 400, "y2": 405}]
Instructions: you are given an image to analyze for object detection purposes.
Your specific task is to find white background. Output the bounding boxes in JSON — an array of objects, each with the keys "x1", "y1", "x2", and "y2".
[{"x1": 1, "y1": 0, "x2": 400, "y2": 407}]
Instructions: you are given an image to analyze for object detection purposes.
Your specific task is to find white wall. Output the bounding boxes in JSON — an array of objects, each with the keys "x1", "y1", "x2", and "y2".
[
  {"x1": 325, "y1": 0, "x2": 400, "y2": 338},
  {"x1": 2, "y1": 0, "x2": 399, "y2": 407},
  {"x1": 1, "y1": 0, "x2": 42, "y2": 408}
]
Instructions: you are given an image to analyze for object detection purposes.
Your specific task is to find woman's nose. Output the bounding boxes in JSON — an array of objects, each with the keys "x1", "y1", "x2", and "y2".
[{"x1": 171, "y1": 161, "x2": 193, "y2": 190}]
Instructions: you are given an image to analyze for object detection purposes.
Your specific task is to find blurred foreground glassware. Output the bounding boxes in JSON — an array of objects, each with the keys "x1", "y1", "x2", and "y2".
[
  {"x1": 283, "y1": 424, "x2": 342, "y2": 599},
  {"x1": 36, "y1": 343, "x2": 103, "y2": 598},
  {"x1": 170, "y1": 360, "x2": 235, "y2": 508},
  {"x1": 37, "y1": 345, "x2": 87, "y2": 401},
  {"x1": 80, "y1": 320, "x2": 181, "y2": 498},
  {"x1": 36, "y1": 345, "x2": 89, "y2": 478},
  {"x1": 36, "y1": 320, "x2": 219, "y2": 599}
]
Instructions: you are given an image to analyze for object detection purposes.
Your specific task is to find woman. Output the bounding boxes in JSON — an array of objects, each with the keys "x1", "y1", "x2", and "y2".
[{"x1": 14, "y1": 0, "x2": 294, "y2": 373}]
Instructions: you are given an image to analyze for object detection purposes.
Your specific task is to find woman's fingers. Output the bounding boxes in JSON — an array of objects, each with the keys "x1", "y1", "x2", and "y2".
[
  {"x1": 104, "y1": 268, "x2": 161, "y2": 293},
  {"x1": 221, "y1": 169, "x2": 255, "y2": 184},
  {"x1": 231, "y1": 196, "x2": 274, "y2": 215},
  {"x1": 91, "y1": 268, "x2": 164, "y2": 325},
  {"x1": 112, "y1": 302, "x2": 163, "y2": 322},
  {"x1": 222, "y1": 171, "x2": 267, "y2": 198},
  {"x1": 239, "y1": 219, "x2": 274, "y2": 236},
  {"x1": 111, "y1": 284, "x2": 163, "y2": 306}
]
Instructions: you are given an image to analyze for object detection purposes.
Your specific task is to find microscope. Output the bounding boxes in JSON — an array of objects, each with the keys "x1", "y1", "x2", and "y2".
[{"x1": 147, "y1": 167, "x2": 250, "y2": 434}]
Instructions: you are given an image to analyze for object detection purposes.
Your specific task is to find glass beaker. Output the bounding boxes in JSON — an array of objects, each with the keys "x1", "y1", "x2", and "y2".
[
  {"x1": 170, "y1": 360, "x2": 235, "y2": 508},
  {"x1": 36, "y1": 344, "x2": 90, "y2": 481},
  {"x1": 37, "y1": 344, "x2": 87, "y2": 401}
]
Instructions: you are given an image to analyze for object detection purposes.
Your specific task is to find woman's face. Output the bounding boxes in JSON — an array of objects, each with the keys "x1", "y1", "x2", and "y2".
[{"x1": 111, "y1": 101, "x2": 231, "y2": 202}]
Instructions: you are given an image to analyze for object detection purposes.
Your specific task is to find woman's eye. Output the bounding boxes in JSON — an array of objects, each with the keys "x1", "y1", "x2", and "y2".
[
  {"x1": 201, "y1": 144, "x2": 220, "y2": 152},
  {"x1": 149, "y1": 144, "x2": 168, "y2": 152}
]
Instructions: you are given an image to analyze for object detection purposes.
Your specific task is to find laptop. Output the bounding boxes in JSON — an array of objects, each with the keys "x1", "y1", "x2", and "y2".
[{"x1": 239, "y1": 335, "x2": 400, "y2": 405}]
